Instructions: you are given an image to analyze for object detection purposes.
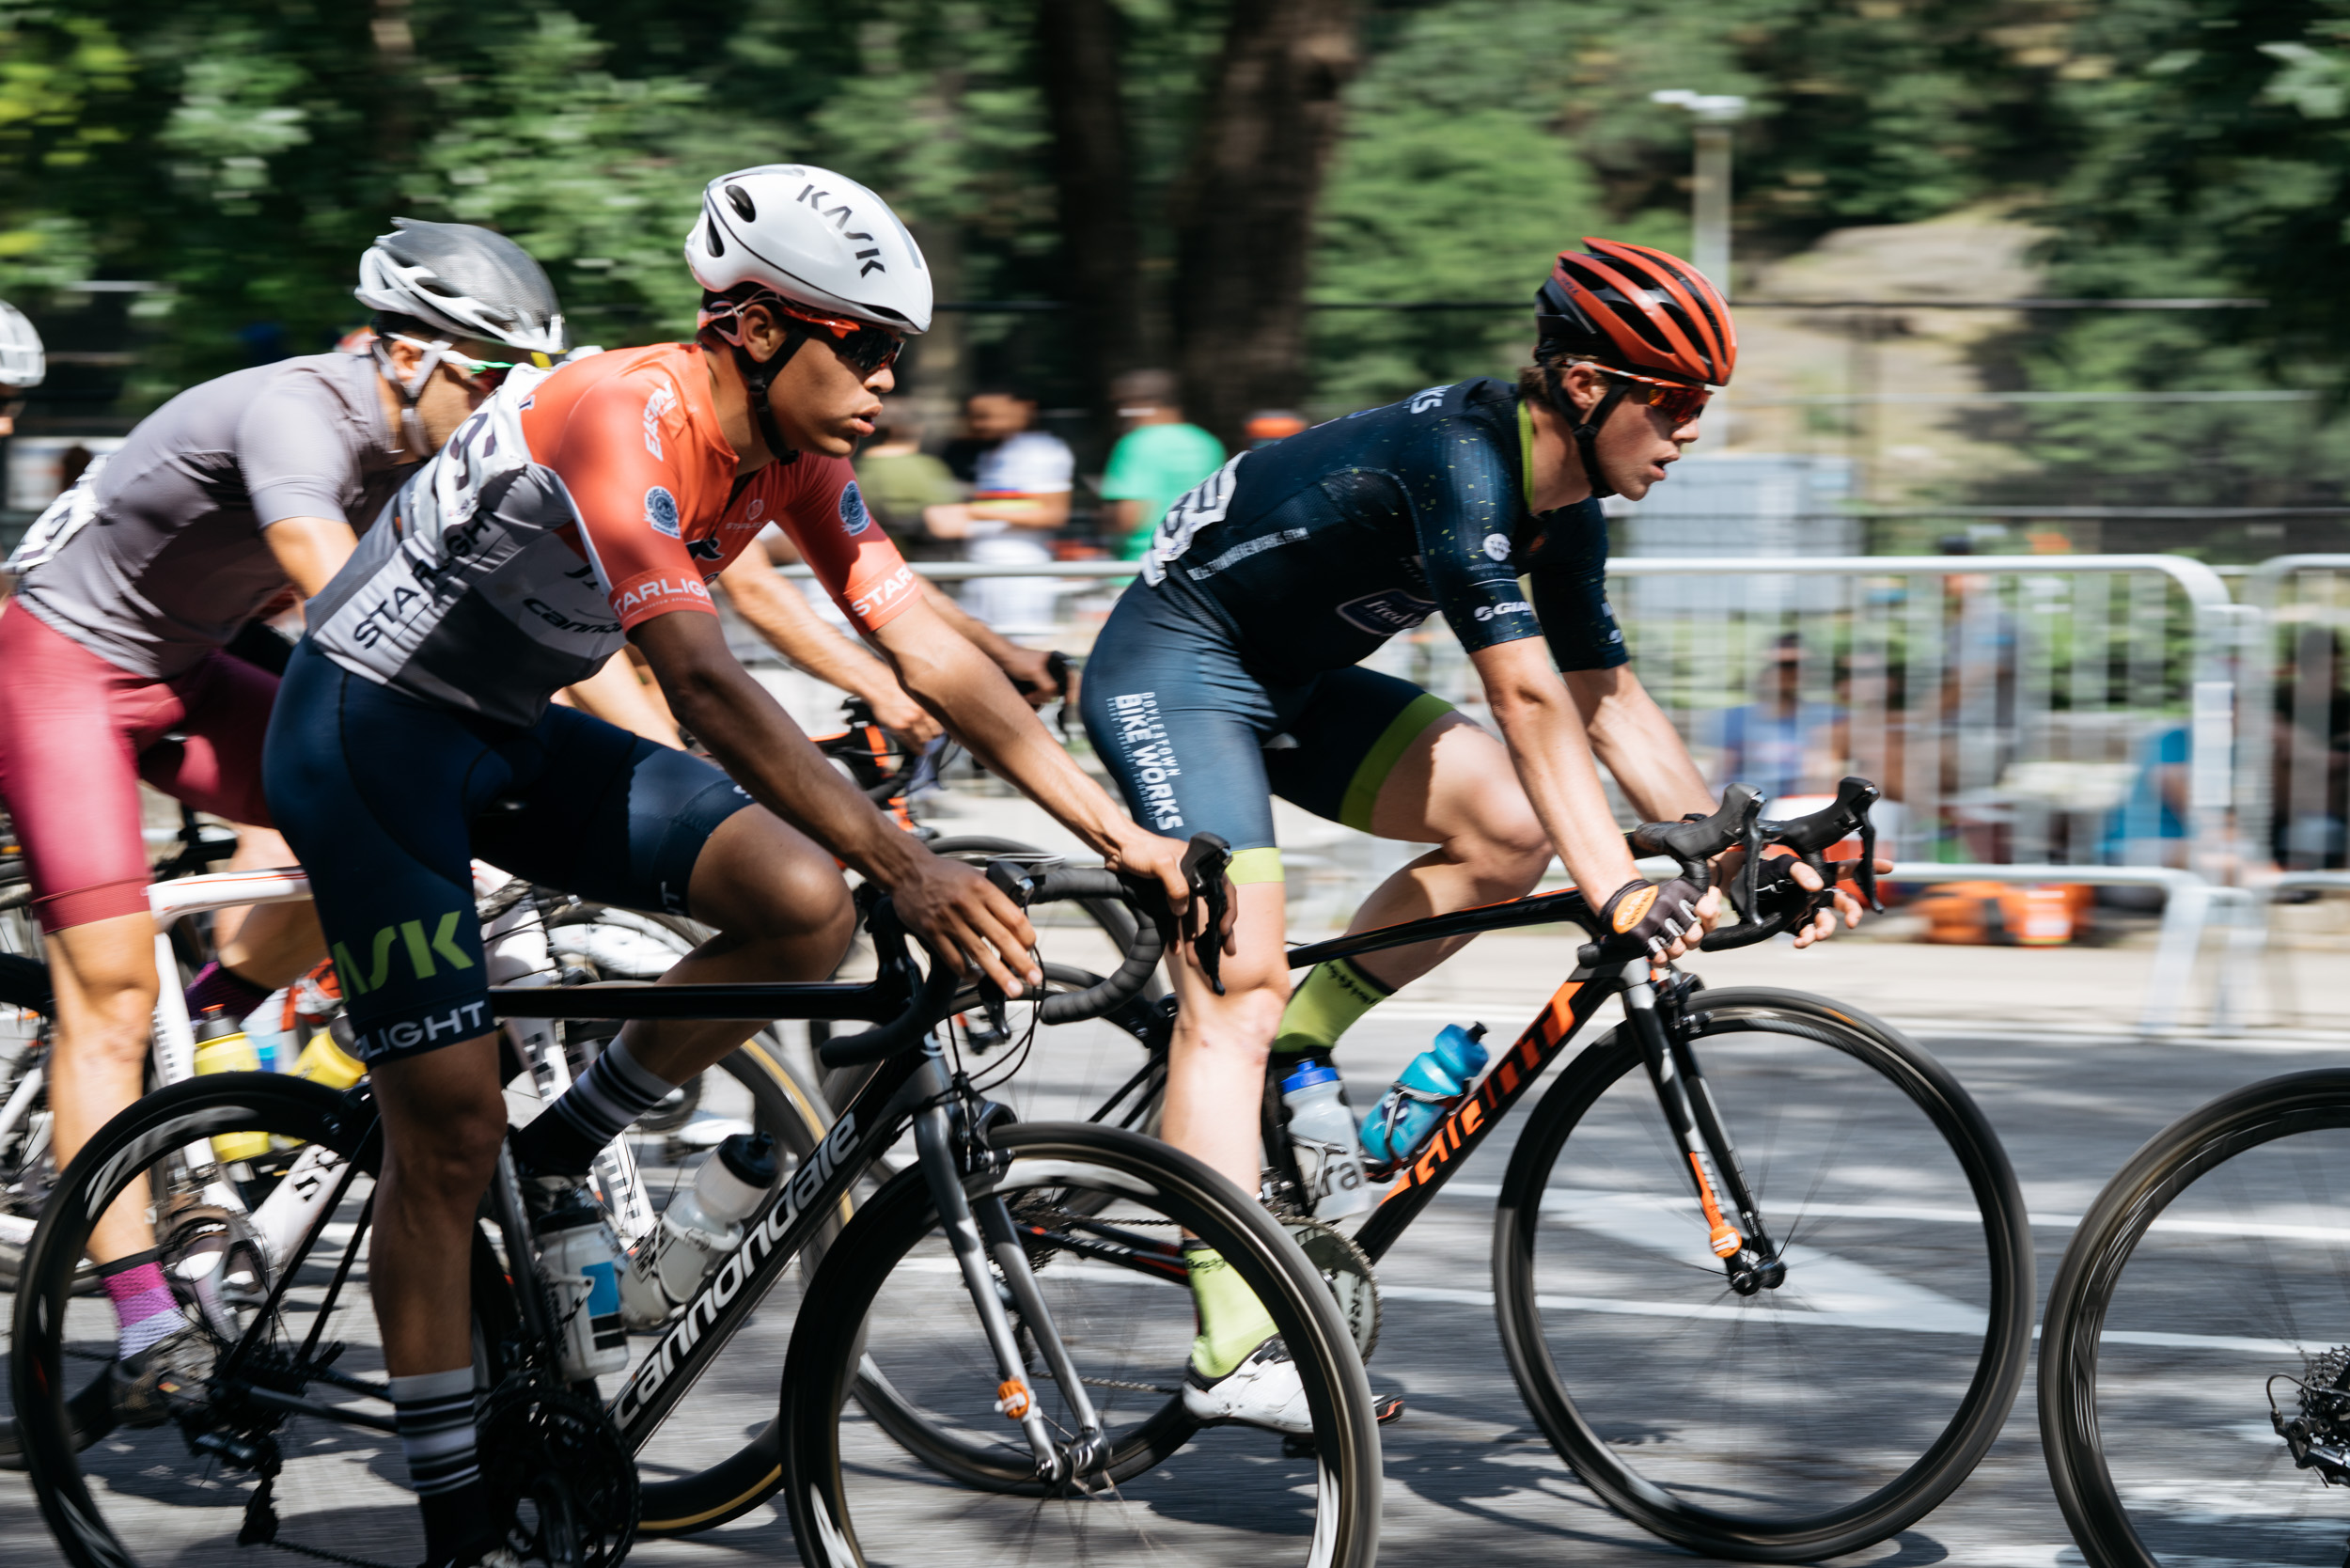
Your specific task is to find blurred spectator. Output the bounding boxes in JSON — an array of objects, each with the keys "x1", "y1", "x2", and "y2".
[
  {"x1": 1709, "y1": 634, "x2": 1847, "y2": 805},
  {"x1": 1245, "y1": 409, "x2": 1308, "y2": 448},
  {"x1": 1099, "y1": 368, "x2": 1224, "y2": 562},
  {"x1": 925, "y1": 387, "x2": 1070, "y2": 638},
  {"x1": 853, "y1": 402, "x2": 962, "y2": 556},
  {"x1": 2102, "y1": 721, "x2": 2189, "y2": 872}
]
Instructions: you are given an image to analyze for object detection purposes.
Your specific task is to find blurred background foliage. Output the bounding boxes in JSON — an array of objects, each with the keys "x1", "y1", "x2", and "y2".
[{"x1": 4, "y1": 0, "x2": 2350, "y2": 504}]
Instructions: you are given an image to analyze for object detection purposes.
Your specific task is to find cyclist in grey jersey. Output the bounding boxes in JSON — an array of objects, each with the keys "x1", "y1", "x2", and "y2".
[{"x1": 0, "y1": 221, "x2": 567, "y2": 1429}]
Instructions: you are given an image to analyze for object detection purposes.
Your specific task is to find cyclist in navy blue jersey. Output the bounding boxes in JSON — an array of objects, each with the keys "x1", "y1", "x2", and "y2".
[{"x1": 1080, "y1": 239, "x2": 1885, "y2": 1433}]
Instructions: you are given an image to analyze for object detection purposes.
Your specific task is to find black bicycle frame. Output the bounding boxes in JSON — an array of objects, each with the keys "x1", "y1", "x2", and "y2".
[{"x1": 478, "y1": 972, "x2": 944, "y2": 1450}]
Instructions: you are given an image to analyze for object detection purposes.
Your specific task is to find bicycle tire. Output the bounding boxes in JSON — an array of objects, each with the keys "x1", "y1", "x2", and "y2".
[
  {"x1": 0, "y1": 947, "x2": 99, "y2": 1470},
  {"x1": 2039, "y1": 1067, "x2": 2350, "y2": 1568},
  {"x1": 780, "y1": 1120, "x2": 1382, "y2": 1568},
  {"x1": 631, "y1": 1034, "x2": 838, "y2": 1537},
  {"x1": 13, "y1": 1072, "x2": 521, "y2": 1568},
  {"x1": 1492, "y1": 986, "x2": 2032, "y2": 1562}
]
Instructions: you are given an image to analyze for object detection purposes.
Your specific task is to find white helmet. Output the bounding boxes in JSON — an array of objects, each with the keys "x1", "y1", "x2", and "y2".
[
  {"x1": 683, "y1": 165, "x2": 931, "y2": 334},
  {"x1": 354, "y1": 218, "x2": 567, "y2": 355},
  {"x1": 0, "y1": 300, "x2": 44, "y2": 388}
]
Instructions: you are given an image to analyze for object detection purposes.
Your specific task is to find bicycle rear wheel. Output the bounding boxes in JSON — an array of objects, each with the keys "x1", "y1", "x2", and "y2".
[
  {"x1": 2041, "y1": 1068, "x2": 2350, "y2": 1568},
  {"x1": 781, "y1": 1120, "x2": 1382, "y2": 1568},
  {"x1": 1492, "y1": 986, "x2": 2032, "y2": 1561},
  {"x1": 13, "y1": 1073, "x2": 519, "y2": 1568}
]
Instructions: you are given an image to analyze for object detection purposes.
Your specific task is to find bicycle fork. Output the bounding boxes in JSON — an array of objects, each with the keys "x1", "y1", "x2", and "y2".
[
  {"x1": 1621, "y1": 968, "x2": 1785, "y2": 1295},
  {"x1": 910, "y1": 1100, "x2": 1107, "y2": 1485}
]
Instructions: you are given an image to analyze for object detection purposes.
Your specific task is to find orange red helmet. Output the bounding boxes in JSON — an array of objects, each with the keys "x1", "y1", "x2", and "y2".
[{"x1": 1536, "y1": 238, "x2": 1735, "y2": 387}]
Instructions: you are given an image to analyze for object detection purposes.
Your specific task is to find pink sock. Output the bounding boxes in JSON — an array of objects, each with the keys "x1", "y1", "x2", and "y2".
[{"x1": 100, "y1": 1261, "x2": 181, "y2": 1360}]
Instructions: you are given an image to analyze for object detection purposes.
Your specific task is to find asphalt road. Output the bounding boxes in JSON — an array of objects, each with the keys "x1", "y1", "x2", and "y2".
[{"x1": 4, "y1": 971, "x2": 2345, "y2": 1568}]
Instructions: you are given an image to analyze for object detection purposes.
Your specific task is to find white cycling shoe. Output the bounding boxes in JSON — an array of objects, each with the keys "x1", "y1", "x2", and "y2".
[{"x1": 1182, "y1": 1337, "x2": 1313, "y2": 1435}]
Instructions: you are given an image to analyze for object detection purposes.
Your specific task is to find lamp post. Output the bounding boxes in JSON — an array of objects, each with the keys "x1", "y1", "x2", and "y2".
[{"x1": 1649, "y1": 90, "x2": 1747, "y2": 298}]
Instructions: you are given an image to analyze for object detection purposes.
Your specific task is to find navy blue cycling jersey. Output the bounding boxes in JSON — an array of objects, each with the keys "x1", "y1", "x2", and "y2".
[{"x1": 1137, "y1": 377, "x2": 1626, "y2": 682}]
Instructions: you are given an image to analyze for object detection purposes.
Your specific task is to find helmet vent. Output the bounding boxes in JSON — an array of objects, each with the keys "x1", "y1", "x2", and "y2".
[
  {"x1": 705, "y1": 215, "x2": 727, "y2": 258},
  {"x1": 725, "y1": 184, "x2": 757, "y2": 222}
]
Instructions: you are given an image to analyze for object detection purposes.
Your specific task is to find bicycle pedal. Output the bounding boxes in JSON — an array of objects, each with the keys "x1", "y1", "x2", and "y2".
[{"x1": 1372, "y1": 1390, "x2": 1405, "y2": 1425}]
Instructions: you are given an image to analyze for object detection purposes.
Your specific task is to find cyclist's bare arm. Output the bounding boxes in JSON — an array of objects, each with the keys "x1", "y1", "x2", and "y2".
[
  {"x1": 1559, "y1": 664, "x2": 1882, "y2": 942},
  {"x1": 1559, "y1": 665, "x2": 1716, "y2": 822},
  {"x1": 630, "y1": 607, "x2": 1039, "y2": 992},
  {"x1": 716, "y1": 533, "x2": 941, "y2": 745},
  {"x1": 1470, "y1": 639, "x2": 1671, "y2": 918},
  {"x1": 260, "y1": 515, "x2": 360, "y2": 603},
  {"x1": 915, "y1": 577, "x2": 1064, "y2": 703},
  {"x1": 869, "y1": 597, "x2": 1188, "y2": 906},
  {"x1": 1477, "y1": 647, "x2": 1873, "y2": 948}
]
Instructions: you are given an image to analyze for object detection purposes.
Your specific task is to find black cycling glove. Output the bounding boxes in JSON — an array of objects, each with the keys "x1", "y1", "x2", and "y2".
[{"x1": 1598, "y1": 876, "x2": 1707, "y2": 960}]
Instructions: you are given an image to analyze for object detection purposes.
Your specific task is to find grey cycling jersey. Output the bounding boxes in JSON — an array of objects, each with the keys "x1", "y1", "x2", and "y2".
[{"x1": 12, "y1": 352, "x2": 413, "y2": 680}]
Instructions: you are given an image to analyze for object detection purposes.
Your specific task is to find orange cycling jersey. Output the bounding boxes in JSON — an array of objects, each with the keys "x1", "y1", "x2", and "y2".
[{"x1": 306, "y1": 342, "x2": 918, "y2": 725}]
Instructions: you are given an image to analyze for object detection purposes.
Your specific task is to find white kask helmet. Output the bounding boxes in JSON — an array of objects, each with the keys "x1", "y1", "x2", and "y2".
[
  {"x1": 0, "y1": 300, "x2": 45, "y2": 388},
  {"x1": 354, "y1": 218, "x2": 567, "y2": 355},
  {"x1": 683, "y1": 165, "x2": 931, "y2": 334}
]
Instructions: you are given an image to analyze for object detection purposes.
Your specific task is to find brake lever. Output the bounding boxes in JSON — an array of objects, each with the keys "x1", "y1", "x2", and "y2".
[{"x1": 1180, "y1": 833, "x2": 1232, "y2": 997}]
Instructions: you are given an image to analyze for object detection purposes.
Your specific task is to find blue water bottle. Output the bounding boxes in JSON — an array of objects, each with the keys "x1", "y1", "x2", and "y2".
[{"x1": 1360, "y1": 1023, "x2": 1489, "y2": 1166}]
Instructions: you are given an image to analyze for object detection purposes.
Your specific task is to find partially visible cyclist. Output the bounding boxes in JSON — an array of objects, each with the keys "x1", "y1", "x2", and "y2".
[
  {"x1": 1079, "y1": 239, "x2": 1885, "y2": 1432},
  {"x1": 714, "y1": 528, "x2": 1073, "y2": 747},
  {"x1": 0, "y1": 297, "x2": 42, "y2": 438},
  {"x1": 263, "y1": 164, "x2": 1194, "y2": 1568},
  {"x1": 0, "y1": 224, "x2": 565, "y2": 1424}
]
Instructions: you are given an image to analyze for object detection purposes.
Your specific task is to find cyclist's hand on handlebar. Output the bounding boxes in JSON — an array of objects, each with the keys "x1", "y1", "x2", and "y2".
[
  {"x1": 1000, "y1": 646, "x2": 1067, "y2": 709},
  {"x1": 1104, "y1": 828, "x2": 1223, "y2": 945},
  {"x1": 866, "y1": 686, "x2": 943, "y2": 748},
  {"x1": 1783, "y1": 854, "x2": 1896, "y2": 949},
  {"x1": 891, "y1": 852, "x2": 1042, "y2": 997}
]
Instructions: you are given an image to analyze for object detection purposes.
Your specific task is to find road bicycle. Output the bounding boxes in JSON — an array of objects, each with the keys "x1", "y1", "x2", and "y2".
[
  {"x1": 2041, "y1": 1068, "x2": 2350, "y2": 1567},
  {"x1": 13, "y1": 845, "x2": 1385, "y2": 1568},
  {"x1": 901, "y1": 777, "x2": 2037, "y2": 1563},
  {"x1": 0, "y1": 854, "x2": 834, "y2": 1480}
]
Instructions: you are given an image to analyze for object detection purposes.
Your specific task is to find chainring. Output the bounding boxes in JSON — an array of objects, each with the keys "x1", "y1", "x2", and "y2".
[
  {"x1": 1286, "y1": 1217, "x2": 1381, "y2": 1363},
  {"x1": 478, "y1": 1381, "x2": 639, "y2": 1568}
]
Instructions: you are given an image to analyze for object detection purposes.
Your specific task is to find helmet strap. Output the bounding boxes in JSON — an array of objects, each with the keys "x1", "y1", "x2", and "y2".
[
  {"x1": 1543, "y1": 361, "x2": 1631, "y2": 502},
  {"x1": 371, "y1": 335, "x2": 453, "y2": 458},
  {"x1": 729, "y1": 329, "x2": 807, "y2": 469}
]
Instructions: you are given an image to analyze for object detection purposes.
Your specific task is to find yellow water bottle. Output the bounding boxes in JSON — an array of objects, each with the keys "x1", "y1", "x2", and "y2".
[
  {"x1": 191, "y1": 1009, "x2": 271, "y2": 1164},
  {"x1": 292, "y1": 1019, "x2": 366, "y2": 1091}
]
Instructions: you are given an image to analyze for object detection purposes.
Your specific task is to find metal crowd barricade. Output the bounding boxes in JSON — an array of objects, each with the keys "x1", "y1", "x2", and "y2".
[
  {"x1": 2240, "y1": 556, "x2": 2350, "y2": 887},
  {"x1": 777, "y1": 554, "x2": 2248, "y2": 1031}
]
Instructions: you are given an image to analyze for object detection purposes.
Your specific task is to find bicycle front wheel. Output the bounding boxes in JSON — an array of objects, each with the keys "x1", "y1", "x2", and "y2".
[
  {"x1": 1493, "y1": 986, "x2": 2033, "y2": 1561},
  {"x1": 781, "y1": 1120, "x2": 1382, "y2": 1568},
  {"x1": 2041, "y1": 1068, "x2": 2350, "y2": 1568},
  {"x1": 13, "y1": 1073, "x2": 519, "y2": 1568}
]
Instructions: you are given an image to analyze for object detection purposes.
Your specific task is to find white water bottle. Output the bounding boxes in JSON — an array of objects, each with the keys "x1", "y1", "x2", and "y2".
[
  {"x1": 619, "y1": 1132, "x2": 778, "y2": 1328},
  {"x1": 536, "y1": 1196, "x2": 629, "y2": 1378},
  {"x1": 1279, "y1": 1059, "x2": 1374, "y2": 1219}
]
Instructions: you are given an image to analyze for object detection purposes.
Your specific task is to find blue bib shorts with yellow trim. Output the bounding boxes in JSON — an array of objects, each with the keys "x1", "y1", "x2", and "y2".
[{"x1": 1078, "y1": 580, "x2": 1455, "y2": 885}]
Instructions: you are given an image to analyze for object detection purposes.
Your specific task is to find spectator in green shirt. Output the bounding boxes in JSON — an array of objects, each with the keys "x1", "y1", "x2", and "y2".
[{"x1": 1099, "y1": 368, "x2": 1226, "y2": 562}]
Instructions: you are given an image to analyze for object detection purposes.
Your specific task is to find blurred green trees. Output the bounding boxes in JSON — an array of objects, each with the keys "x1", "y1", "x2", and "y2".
[{"x1": 3, "y1": 0, "x2": 2349, "y2": 500}]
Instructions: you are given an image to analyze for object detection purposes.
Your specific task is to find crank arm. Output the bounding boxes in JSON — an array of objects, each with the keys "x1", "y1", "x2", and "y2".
[{"x1": 912, "y1": 1104, "x2": 1067, "y2": 1480}]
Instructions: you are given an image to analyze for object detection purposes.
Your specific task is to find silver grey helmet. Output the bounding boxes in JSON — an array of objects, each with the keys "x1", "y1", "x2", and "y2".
[{"x1": 354, "y1": 218, "x2": 566, "y2": 355}]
